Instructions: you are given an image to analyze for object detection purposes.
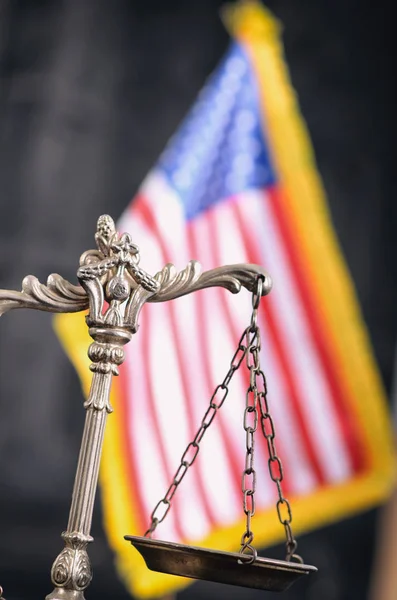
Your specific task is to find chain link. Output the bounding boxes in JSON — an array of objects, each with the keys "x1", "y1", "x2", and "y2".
[
  {"x1": 238, "y1": 324, "x2": 259, "y2": 564},
  {"x1": 246, "y1": 275, "x2": 302, "y2": 564},
  {"x1": 144, "y1": 274, "x2": 302, "y2": 565},
  {"x1": 144, "y1": 329, "x2": 249, "y2": 537}
]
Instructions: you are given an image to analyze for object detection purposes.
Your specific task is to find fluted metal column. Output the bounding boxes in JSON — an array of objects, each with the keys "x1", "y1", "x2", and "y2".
[{"x1": 46, "y1": 328, "x2": 129, "y2": 600}]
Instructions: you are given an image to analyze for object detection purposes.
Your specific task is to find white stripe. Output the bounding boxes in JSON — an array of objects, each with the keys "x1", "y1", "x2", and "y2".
[
  {"x1": 118, "y1": 209, "x2": 208, "y2": 540},
  {"x1": 212, "y1": 200, "x2": 317, "y2": 497},
  {"x1": 204, "y1": 207, "x2": 277, "y2": 507},
  {"x1": 241, "y1": 189, "x2": 352, "y2": 483},
  {"x1": 188, "y1": 215, "x2": 245, "y2": 523},
  {"x1": 119, "y1": 213, "x2": 180, "y2": 540},
  {"x1": 142, "y1": 179, "x2": 216, "y2": 539},
  {"x1": 148, "y1": 298, "x2": 211, "y2": 540},
  {"x1": 142, "y1": 172, "x2": 241, "y2": 528},
  {"x1": 124, "y1": 334, "x2": 179, "y2": 542},
  {"x1": 177, "y1": 288, "x2": 242, "y2": 525}
]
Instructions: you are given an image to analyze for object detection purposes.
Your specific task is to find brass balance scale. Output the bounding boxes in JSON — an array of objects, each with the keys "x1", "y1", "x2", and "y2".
[{"x1": 0, "y1": 215, "x2": 316, "y2": 599}]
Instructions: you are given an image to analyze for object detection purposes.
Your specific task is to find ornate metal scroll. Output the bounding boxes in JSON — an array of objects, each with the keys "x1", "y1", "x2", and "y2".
[{"x1": 0, "y1": 215, "x2": 272, "y2": 600}]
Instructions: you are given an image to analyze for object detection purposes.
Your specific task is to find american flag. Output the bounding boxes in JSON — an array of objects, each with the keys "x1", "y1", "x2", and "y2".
[
  {"x1": 55, "y1": 4, "x2": 394, "y2": 598},
  {"x1": 117, "y1": 40, "x2": 359, "y2": 544}
]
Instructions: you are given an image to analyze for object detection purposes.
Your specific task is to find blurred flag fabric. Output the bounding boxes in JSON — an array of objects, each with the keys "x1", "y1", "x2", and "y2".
[{"x1": 54, "y1": 1, "x2": 395, "y2": 598}]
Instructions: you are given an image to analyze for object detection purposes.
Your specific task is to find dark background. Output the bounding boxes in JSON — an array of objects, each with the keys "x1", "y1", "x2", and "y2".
[{"x1": 0, "y1": 1, "x2": 396, "y2": 599}]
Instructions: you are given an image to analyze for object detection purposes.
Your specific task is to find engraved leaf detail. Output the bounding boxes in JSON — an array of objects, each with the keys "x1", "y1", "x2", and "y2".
[
  {"x1": 0, "y1": 274, "x2": 88, "y2": 317},
  {"x1": 150, "y1": 261, "x2": 272, "y2": 303}
]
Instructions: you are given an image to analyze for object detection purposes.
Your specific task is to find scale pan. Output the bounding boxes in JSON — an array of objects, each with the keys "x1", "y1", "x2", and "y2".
[{"x1": 125, "y1": 536, "x2": 317, "y2": 592}]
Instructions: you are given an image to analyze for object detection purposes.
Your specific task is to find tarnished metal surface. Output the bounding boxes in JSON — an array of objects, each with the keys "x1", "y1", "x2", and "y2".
[
  {"x1": 246, "y1": 278, "x2": 302, "y2": 563},
  {"x1": 0, "y1": 215, "x2": 272, "y2": 600},
  {"x1": 125, "y1": 536, "x2": 317, "y2": 592},
  {"x1": 0, "y1": 215, "x2": 272, "y2": 332}
]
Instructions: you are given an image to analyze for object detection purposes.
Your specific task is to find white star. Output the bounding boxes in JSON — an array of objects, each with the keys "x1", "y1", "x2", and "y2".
[
  {"x1": 225, "y1": 56, "x2": 247, "y2": 78},
  {"x1": 233, "y1": 153, "x2": 254, "y2": 177},
  {"x1": 236, "y1": 109, "x2": 256, "y2": 132},
  {"x1": 173, "y1": 170, "x2": 192, "y2": 190}
]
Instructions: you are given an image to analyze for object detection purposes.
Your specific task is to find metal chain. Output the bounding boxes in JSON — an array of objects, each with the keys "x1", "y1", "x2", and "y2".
[
  {"x1": 144, "y1": 328, "x2": 249, "y2": 537},
  {"x1": 238, "y1": 322, "x2": 259, "y2": 564},
  {"x1": 246, "y1": 275, "x2": 302, "y2": 564},
  {"x1": 145, "y1": 274, "x2": 302, "y2": 565}
]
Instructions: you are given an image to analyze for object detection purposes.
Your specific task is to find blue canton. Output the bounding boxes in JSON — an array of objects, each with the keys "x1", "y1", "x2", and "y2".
[{"x1": 158, "y1": 43, "x2": 277, "y2": 221}]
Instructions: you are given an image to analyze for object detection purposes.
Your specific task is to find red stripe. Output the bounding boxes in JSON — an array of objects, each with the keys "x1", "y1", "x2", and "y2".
[
  {"x1": 140, "y1": 299, "x2": 186, "y2": 540},
  {"x1": 205, "y1": 208, "x2": 285, "y2": 494},
  {"x1": 118, "y1": 230, "x2": 185, "y2": 539},
  {"x1": 208, "y1": 200, "x2": 296, "y2": 497},
  {"x1": 126, "y1": 202, "x2": 186, "y2": 540},
  {"x1": 207, "y1": 203, "x2": 296, "y2": 497},
  {"x1": 232, "y1": 198, "x2": 326, "y2": 486},
  {"x1": 267, "y1": 186, "x2": 366, "y2": 472},
  {"x1": 134, "y1": 194, "x2": 218, "y2": 530},
  {"x1": 187, "y1": 216, "x2": 242, "y2": 507}
]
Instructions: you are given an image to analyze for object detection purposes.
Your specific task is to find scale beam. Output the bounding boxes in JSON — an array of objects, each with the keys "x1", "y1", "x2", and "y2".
[{"x1": 0, "y1": 215, "x2": 271, "y2": 600}]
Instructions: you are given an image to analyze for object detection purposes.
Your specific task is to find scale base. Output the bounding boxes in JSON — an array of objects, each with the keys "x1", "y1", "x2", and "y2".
[{"x1": 125, "y1": 536, "x2": 317, "y2": 592}]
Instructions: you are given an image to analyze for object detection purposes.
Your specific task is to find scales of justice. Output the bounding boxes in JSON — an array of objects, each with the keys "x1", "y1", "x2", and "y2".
[{"x1": 0, "y1": 214, "x2": 317, "y2": 599}]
